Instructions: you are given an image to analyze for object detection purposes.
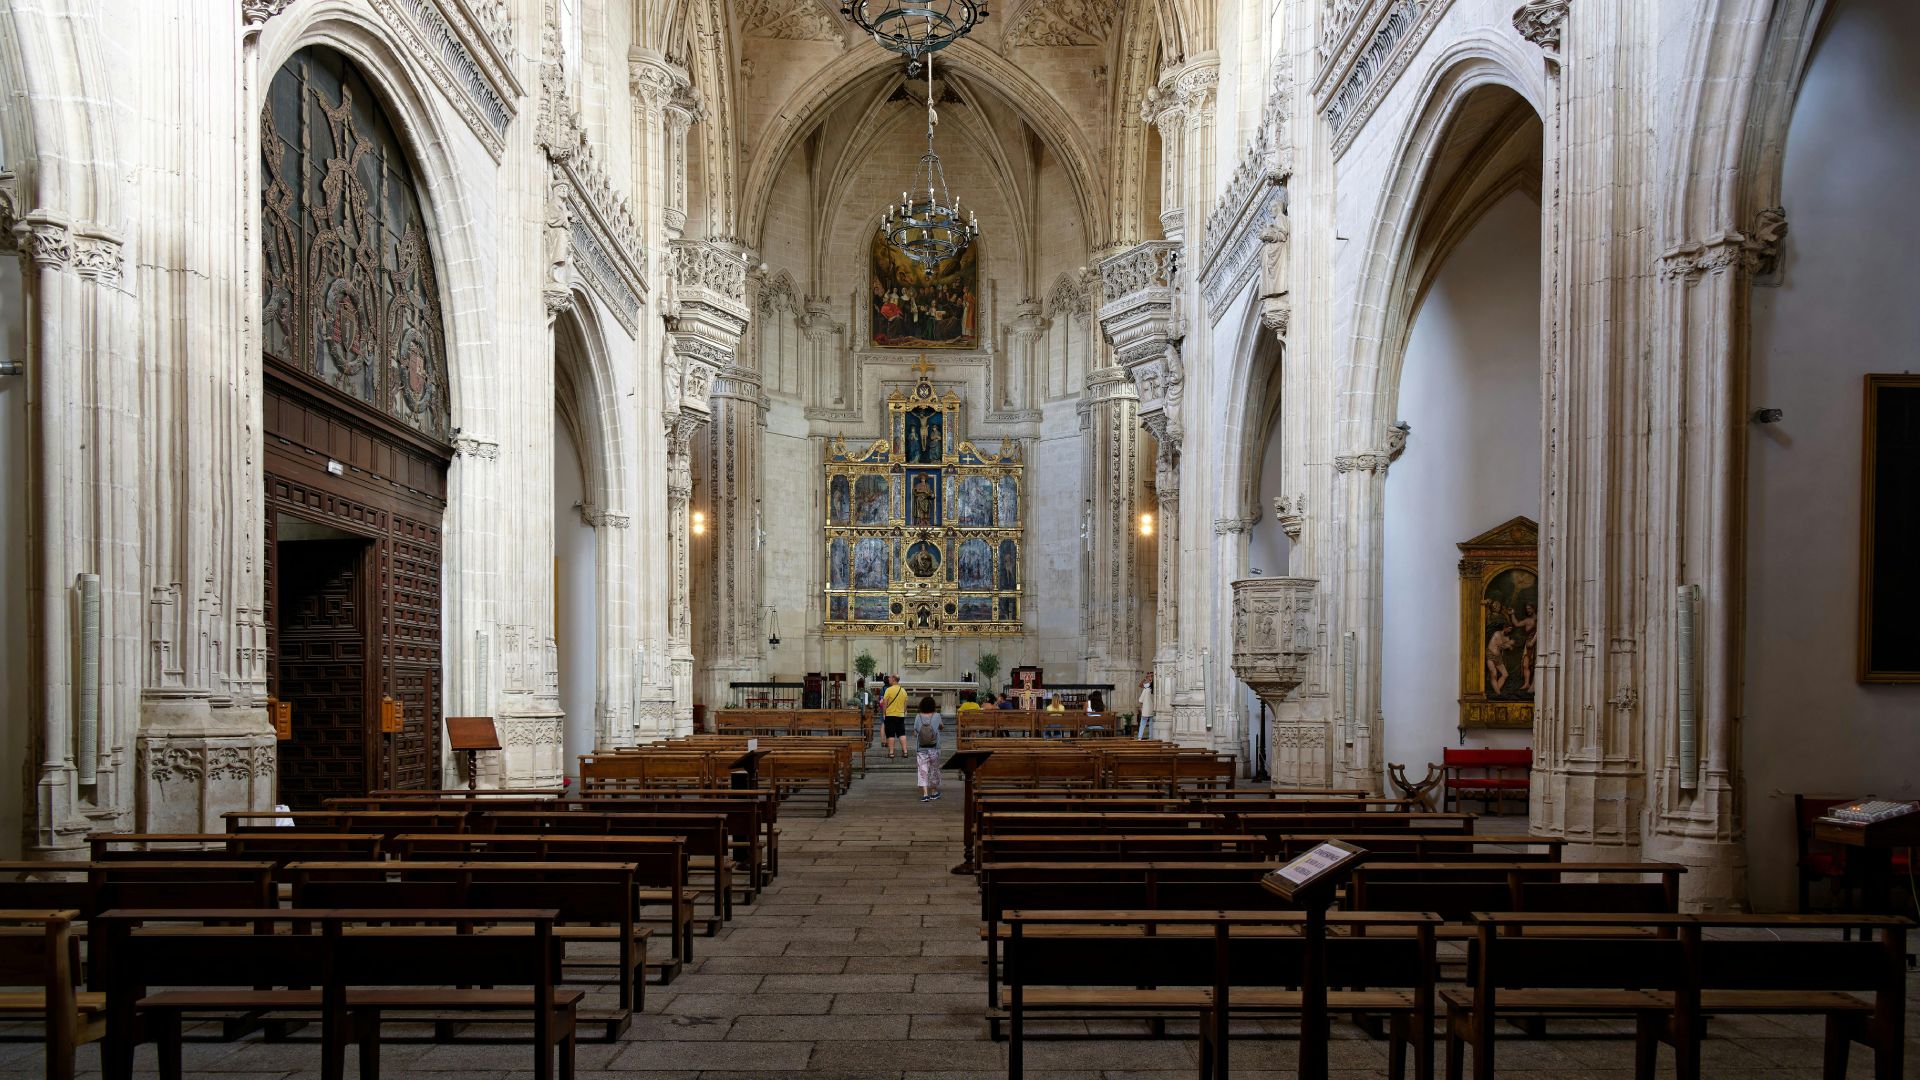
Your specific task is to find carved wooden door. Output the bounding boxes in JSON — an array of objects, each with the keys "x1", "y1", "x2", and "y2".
[
  {"x1": 381, "y1": 512, "x2": 443, "y2": 790},
  {"x1": 273, "y1": 537, "x2": 370, "y2": 808}
]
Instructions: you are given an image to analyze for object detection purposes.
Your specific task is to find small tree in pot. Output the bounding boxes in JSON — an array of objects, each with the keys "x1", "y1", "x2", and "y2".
[{"x1": 975, "y1": 651, "x2": 1001, "y2": 692}]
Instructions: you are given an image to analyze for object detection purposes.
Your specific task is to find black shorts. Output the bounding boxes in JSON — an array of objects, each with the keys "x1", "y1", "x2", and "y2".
[{"x1": 883, "y1": 715, "x2": 906, "y2": 738}]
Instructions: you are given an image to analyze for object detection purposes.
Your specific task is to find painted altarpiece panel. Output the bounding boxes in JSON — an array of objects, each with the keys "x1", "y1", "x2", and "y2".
[
  {"x1": 1457, "y1": 517, "x2": 1540, "y2": 729},
  {"x1": 823, "y1": 360, "x2": 1022, "y2": 636}
]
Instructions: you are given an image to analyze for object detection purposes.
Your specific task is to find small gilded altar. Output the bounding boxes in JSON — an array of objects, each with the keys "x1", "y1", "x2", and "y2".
[{"x1": 823, "y1": 359, "x2": 1023, "y2": 636}]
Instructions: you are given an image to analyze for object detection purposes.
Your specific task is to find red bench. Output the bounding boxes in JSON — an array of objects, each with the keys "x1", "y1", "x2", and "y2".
[{"x1": 1443, "y1": 748, "x2": 1531, "y2": 815}]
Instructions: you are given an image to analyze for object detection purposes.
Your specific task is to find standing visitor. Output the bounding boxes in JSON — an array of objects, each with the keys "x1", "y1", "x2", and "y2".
[
  {"x1": 1136, "y1": 674, "x2": 1155, "y2": 740},
  {"x1": 914, "y1": 695, "x2": 943, "y2": 802},
  {"x1": 880, "y1": 674, "x2": 909, "y2": 760}
]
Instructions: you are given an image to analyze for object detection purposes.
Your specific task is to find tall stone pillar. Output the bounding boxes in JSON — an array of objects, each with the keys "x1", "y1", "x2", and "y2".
[
  {"x1": 630, "y1": 50, "x2": 693, "y2": 735},
  {"x1": 663, "y1": 412, "x2": 703, "y2": 733},
  {"x1": 1329, "y1": 446, "x2": 1396, "y2": 790},
  {"x1": 1082, "y1": 366, "x2": 1142, "y2": 698},
  {"x1": 1144, "y1": 417, "x2": 1181, "y2": 701},
  {"x1": 129, "y1": 4, "x2": 275, "y2": 837},
  {"x1": 698, "y1": 367, "x2": 765, "y2": 707},
  {"x1": 667, "y1": 240, "x2": 754, "y2": 716},
  {"x1": 1002, "y1": 300, "x2": 1046, "y2": 412},
  {"x1": 1518, "y1": 0, "x2": 1682, "y2": 883}
]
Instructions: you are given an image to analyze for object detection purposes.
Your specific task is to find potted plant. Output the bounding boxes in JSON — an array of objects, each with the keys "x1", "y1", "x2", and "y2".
[
  {"x1": 854, "y1": 650, "x2": 878, "y2": 684},
  {"x1": 975, "y1": 651, "x2": 1001, "y2": 690}
]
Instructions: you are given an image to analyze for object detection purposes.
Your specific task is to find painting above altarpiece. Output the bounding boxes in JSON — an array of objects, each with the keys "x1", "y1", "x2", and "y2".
[
  {"x1": 1457, "y1": 516, "x2": 1540, "y2": 729},
  {"x1": 823, "y1": 358, "x2": 1022, "y2": 636}
]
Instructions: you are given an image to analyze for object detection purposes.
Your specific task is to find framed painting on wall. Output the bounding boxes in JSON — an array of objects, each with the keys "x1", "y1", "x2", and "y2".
[
  {"x1": 869, "y1": 227, "x2": 978, "y2": 349},
  {"x1": 1457, "y1": 517, "x2": 1540, "y2": 729},
  {"x1": 1860, "y1": 374, "x2": 1920, "y2": 683}
]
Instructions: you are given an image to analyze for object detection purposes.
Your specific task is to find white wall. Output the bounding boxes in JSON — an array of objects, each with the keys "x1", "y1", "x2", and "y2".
[
  {"x1": 0, "y1": 232, "x2": 25, "y2": 857},
  {"x1": 1380, "y1": 190, "x2": 1541, "y2": 778},
  {"x1": 1745, "y1": 0, "x2": 1920, "y2": 912},
  {"x1": 554, "y1": 415, "x2": 597, "y2": 768}
]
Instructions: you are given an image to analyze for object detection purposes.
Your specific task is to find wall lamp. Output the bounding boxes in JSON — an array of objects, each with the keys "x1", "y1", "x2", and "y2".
[{"x1": 691, "y1": 510, "x2": 706, "y2": 536}]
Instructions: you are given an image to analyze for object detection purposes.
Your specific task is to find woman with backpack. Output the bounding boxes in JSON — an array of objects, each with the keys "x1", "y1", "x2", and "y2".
[{"x1": 913, "y1": 695, "x2": 943, "y2": 802}]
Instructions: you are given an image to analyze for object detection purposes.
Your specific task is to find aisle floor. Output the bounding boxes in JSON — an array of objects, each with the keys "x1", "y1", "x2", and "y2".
[{"x1": 4, "y1": 761, "x2": 1916, "y2": 1078}]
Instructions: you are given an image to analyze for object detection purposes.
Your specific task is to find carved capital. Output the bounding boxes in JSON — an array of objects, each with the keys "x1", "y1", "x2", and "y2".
[
  {"x1": 241, "y1": 0, "x2": 294, "y2": 28},
  {"x1": 452, "y1": 435, "x2": 501, "y2": 461},
  {"x1": 14, "y1": 214, "x2": 71, "y2": 269},
  {"x1": 1513, "y1": 0, "x2": 1571, "y2": 52},
  {"x1": 581, "y1": 507, "x2": 631, "y2": 529},
  {"x1": 1333, "y1": 450, "x2": 1393, "y2": 475},
  {"x1": 1385, "y1": 420, "x2": 1410, "y2": 462},
  {"x1": 1273, "y1": 493, "x2": 1305, "y2": 542}
]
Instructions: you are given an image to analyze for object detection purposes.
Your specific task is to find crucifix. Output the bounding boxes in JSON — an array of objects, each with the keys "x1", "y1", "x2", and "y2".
[{"x1": 911, "y1": 354, "x2": 936, "y2": 379}]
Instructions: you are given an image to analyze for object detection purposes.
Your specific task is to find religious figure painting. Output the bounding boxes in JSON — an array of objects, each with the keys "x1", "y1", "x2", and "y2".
[
  {"x1": 853, "y1": 474, "x2": 890, "y2": 525},
  {"x1": 957, "y1": 476, "x2": 993, "y2": 527},
  {"x1": 829, "y1": 595, "x2": 848, "y2": 621},
  {"x1": 1479, "y1": 568, "x2": 1539, "y2": 701},
  {"x1": 869, "y1": 227, "x2": 979, "y2": 349},
  {"x1": 997, "y1": 476, "x2": 1019, "y2": 526},
  {"x1": 829, "y1": 537, "x2": 850, "y2": 590},
  {"x1": 905, "y1": 540, "x2": 942, "y2": 578},
  {"x1": 958, "y1": 596, "x2": 993, "y2": 622},
  {"x1": 998, "y1": 539, "x2": 1019, "y2": 590},
  {"x1": 957, "y1": 539, "x2": 992, "y2": 590},
  {"x1": 853, "y1": 595, "x2": 892, "y2": 622},
  {"x1": 1457, "y1": 517, "x2": 1540, "y2": 729},
  {"x1": 854, "y1": 538, "x2": 890, "y2": 590},
  {"x1": 908, "y1": 472, "x2": 939, "y2": 526},
  {"x1": 829, "y1": 475, "x2": 851, "y2": 524}
]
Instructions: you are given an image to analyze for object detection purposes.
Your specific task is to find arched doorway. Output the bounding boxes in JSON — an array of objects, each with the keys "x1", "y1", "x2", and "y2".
[{"x1": 259, "y1": 46, "x2": 453, "y2": 806}]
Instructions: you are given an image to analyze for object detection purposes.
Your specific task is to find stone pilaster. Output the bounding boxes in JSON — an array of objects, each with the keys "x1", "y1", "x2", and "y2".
[
  {"x1": 1082, "y1": 366, "x2": 1143, "y2": 700},
  {"x1": 1001, "y1": 300, "x2": 1047, "y2": 412},
  {"x1": 667, "y1": 239, "x2": 755, "y2": 716},
  {"x1": 1523, "y1": 0, "x2": 1667, "y2": 877},
  {"x1": 1329, "y1": 448, "x2": 1394, "y2": 792},
  {"x1": 1144, "y1": 416, "x2": 1182, "y2": 704},
  {"x1": 663, "y1": 412, "x2": 702, "y2": 734}
]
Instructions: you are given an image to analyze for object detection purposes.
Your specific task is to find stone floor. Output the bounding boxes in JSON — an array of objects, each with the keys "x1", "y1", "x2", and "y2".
[{"x1": 4, "y1": 762, "x2": 1917, "y2": 1078}]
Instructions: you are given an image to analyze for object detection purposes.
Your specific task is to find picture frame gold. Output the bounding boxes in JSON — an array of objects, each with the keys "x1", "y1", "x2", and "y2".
[
  {"x1": 1457, "y1": 517, "x2": 1540, "y2": 729},
  {"x1": 1859, "y1": 374, "x2": 1920, "y2": 683}
]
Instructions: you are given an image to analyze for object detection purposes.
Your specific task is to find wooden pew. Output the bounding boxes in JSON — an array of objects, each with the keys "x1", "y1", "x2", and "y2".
[
  {"x1": 482, "y1": 810, "x2": 734, "y2": 927},
  {"x1": 978, "y1": 833, "x2": 1269, "y2": 862},
  {"x1": 0, "y1": 862, "x2": 276, "y2": 919},
  {"x1": 976, "y1": 864, "x2": 1289, "y2": 1012},
  {"x1": 390, "y1": 833, "x2": 694, "y2": 982},
  {"x1": 96, "y1": 908, "x2": 578, "y2": 1080},
  {"x1": 88, "y1": 833, "x2": 384, "y2": 864},
  {"x1": 1267, "y1": 833, "x2": 1563, "y2": 861},
  {"x1": 287, "y1": 861, "x2": 647, "y2": 1036},
  {"x1": 1443, "y1": 912, "x2": 1910, "y2": 1080},
  {"x1": 0, "y1": 910, "x2": 106, "y2": 1080},
  {"x1": 223, "y1": 810, "x2": 470, "y2": 839},
  {"x1": 1347, "y1": 862, "x2": 1683, "y2": 938},
  {"x1": 1001, "y1": 909, "x2": 1441, "y2": 1080},
  {"x1": 1230, "y1": 811, "x2": 1477, "y2": 837},
  {"x1": 977, "y1": 811, "x2": 1229, "y2": 835}
]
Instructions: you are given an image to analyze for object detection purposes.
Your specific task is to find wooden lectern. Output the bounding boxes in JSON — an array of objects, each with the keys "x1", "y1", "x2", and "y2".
[
  {"x1": 941, "y1": 750, "x2": 995, "y2": 874},
  {"x1": 444, "y1": 716, "x2": 501, "y2": 792},
  {"x1": 1260, "y1": 840, "x2": 1367, "y2": 1080}
]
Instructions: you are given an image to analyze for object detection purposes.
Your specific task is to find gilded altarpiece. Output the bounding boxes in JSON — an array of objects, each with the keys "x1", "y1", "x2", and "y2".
[{"x1": 824, "y1": 362, "x2": 1023, "y2": 636}]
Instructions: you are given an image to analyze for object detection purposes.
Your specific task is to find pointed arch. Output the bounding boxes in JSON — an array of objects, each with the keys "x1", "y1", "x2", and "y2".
[{"x1": 1338, "y1": 40, "x2": 1545, "y2": 452}]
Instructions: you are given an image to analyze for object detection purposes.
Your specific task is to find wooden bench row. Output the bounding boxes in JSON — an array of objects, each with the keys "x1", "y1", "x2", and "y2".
[
  {"x1": 1000, "y1": 908, "x2": 1911, "y2": 1080},
  {"x1": 708, "y1": 708, "x2": 869, "y2": 740}
]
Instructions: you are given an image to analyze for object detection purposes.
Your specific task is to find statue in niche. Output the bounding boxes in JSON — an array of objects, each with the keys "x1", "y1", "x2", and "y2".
[{"x1": 910, "y1": 474, "x2": 937, "y2": 526}]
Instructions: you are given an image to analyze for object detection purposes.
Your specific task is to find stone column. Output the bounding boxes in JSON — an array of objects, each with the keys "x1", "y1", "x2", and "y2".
[
  {"x1": 1518, "y1": 1, "x2": 1689, "y2": 885},
  {"x1": 1082, "y1": 365, "x2": 1142, "y2": 697},
  {"x1": 1144, "y1": 417, "x2": 1182, "y2": 702},
  {"x1": 1329, "y1": 447, "x2": 1395, "y2": 791},
  {"x1": 699, "y1": 366, "x2": 765, "y2": 707},
  {"x1": 128, "y1": 4, "x2": 274, "y2": 836},
  {"x1": 667, "y1": 240, "x2": 754, "y2": 717},
  {"x1": 663, "y1": 412, "x2": 702, "y2": 734}
]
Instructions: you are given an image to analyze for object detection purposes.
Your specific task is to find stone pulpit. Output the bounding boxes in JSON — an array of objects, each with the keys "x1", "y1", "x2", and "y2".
[{"x1": 1230, "y1": 577, "x2": 1322, "y2": 786}]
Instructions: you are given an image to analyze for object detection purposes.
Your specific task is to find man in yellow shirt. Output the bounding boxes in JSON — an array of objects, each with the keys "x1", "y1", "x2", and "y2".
[
  {"x1": 957, "y1": 692, "x2": 981, "y2": 713},
  {"x1": 880, "y1": 674, "x2": 909, "y2": 760}
]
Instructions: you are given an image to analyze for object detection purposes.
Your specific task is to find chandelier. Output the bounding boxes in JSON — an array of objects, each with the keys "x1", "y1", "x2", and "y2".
[
  {"x1": 840, "y1": 1, "x2": 988, "y2": 73},
  {"x1": 881, "y1": 57, "x2": 978, "y2": 266}
]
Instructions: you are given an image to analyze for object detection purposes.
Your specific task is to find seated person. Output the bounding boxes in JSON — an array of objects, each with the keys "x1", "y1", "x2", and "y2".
[
  {"x1": 1043, "y1": 694, "x2": 1065, "y2": 713},
  {"x1": 957, "y1": 692, "x2": 981, "y2": 713},
  {"x1": 996, "y1": 692, "x2": 1019, "y2": 710}
]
